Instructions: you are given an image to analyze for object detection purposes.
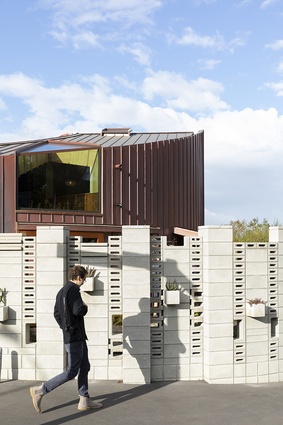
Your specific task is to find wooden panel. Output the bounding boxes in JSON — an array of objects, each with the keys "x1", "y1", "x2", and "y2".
[
  {"x1": 60, "y1": 214, "x2": 74, "y2": 224},
  {"x1": 29, "y1": 213, "x2": 41, "y2": 223},
  {"x1": 16, "y1": 212, "x2": 29, "y2": 222},
  {"x1": 53, "y1": 215, "x2": 64, "y2": 223},
  {"x1": 41, "y1": 214, "x2": 53, "y2": 222},
  {"x1": 74, "y1": 216, "x2": 85, "y2": 224}
]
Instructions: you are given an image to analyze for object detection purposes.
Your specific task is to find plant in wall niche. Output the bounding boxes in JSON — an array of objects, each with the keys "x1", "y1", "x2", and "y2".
[
  {"x1": 165, "y1": 280, "x2": 179, "y2": 291},
  {"x1": 84, "y1": 265, "x2": 96, "y2": 277},
  {"x1": 247, "y1": 298, "x2": 266, "y2": 306},
  {"x1": 0, "y1": 287, "x2": 4, "y2": 304},
  {"x1": 81, "y1": 265, "x2": 96, "y2": 292},
  {"x1": 246, "y1": 298, "x2": 266, "y2": 318},
  {"x1": 0, "y1": 288, "x2": 9, "y2": 322},
  {"x1": 165, "y1": 280, "x2": 181, "y2": 305}
]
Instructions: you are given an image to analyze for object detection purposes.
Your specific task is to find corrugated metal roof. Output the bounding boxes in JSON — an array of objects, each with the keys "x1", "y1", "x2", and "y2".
[{"x1": 0, "y1": 130, "x2": 195, "y2": 155}]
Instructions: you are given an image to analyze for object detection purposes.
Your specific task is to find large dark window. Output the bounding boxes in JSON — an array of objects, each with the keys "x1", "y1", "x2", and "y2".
[{"x1": 17, "y1": 147, "x2": 100, "y2": 212}]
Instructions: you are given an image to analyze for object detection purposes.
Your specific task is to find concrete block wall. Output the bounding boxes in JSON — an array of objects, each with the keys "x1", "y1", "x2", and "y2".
[
  {"x1": 199, "y1": 226, "x2": 234, "y2": 384},
  {"x1": 2, "y1": 224, "x2": 283, "y2": 384},
  {"x1": 0, "y1": 234, "x2": 26, "y2": 380},
  {"x1": 269, "y1": 228, "x2": 283, "y2": 381},
  {"x1": 36, "y1": 226, "x2": 68, "y2": 381},
  {"x1": 160, "y1": 238, "x2": 190, "y2": 381},
  {"x1": 67, "y1": 235, "x2": 110, "y2": 381},
  {"x1": 245, "y1": 243, "x2": 269, "y2": 384},
  {"x1": 149, "y1": 234, "x2": 204, "y2": 382},
  {"x1": 122, "y1": 226, "x2": 151, "y2": 384}
]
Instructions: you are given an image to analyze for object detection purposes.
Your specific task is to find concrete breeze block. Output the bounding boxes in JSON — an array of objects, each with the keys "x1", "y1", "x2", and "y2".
[
  {"x1": 198, "y1": 226, "x2": 233, "y2": 242},
  {"x1": 3, "y1": 224, "x2": 283, "y2": 385},
  {"x1": 122, "y1": 226, "x2": 150, "y2": 243}
]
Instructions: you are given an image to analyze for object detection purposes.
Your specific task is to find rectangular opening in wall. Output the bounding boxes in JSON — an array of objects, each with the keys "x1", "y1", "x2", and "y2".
[
  {"x1": 112, "y1": 341, "x2": 123, "y2": 357},
  {"x1": 233, "y1": 320, "x2": 241, "y2": 339},
  {"x1": 271, "y1": 317, "x2": 278, "y2": 338},
  {"x1": 25, "y1": 323, "x2": 36, "y2": 344},
  {"x1": 112, "y1": 314, "x2": 122, "y2": 335}
]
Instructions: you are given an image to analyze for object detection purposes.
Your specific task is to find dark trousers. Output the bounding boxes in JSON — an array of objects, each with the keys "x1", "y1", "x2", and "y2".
[{"x1": 42, "y1": 340, "x2": 90, "y2": 397}]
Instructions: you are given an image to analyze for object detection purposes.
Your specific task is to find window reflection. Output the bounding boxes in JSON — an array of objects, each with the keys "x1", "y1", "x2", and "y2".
[{"x1": 18, "y1": 149, "x2": 100, "y2": 212}]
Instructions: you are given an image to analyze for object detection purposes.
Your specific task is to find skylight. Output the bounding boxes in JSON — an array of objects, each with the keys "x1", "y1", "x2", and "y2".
[{"x1": 23, "y1": 143, "x2": 87, "y2": 153}]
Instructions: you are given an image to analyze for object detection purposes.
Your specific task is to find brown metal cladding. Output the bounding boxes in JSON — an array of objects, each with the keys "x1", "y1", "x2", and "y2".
[
  {"x1": 1, "y1": 131, "x2": 204, "y2": 236},
  {"x1": 0, "y1": 157, "x2": 3, "y2": 233},
  {"x1": 102, "y1": 131, "x2": 204, "y2": 235},
  {"x1": 1, "y1": 155, "x2": 17, "y2": 232}
]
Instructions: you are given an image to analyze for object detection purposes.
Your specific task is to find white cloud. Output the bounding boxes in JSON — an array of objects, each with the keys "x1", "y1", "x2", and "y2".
[
  {"x1": 174, "y1": 27, "x2": 247, "y2": 52},
  {"x1": 38, "y1": 0, "x2": 162, "y2": 48},
  {"x1": 142, "y1": 71, "x2": 228, "y2": 113},
  {"x1": 193, "y1": 0, "x2": 216, "y2": 4},
  {"x1": 2, "y1": 72, "x2": 283, "y2": 226},
  {"x1": 118, "y1": 43, "x2": 152, "y2": 67},
  {"x1": 200, "y1": 107, "x2": 283, "y2": 167},
  {"x1": 175, "y1": 27, "x2": 225, "y2": 49},
  {"x1": 266, "y1": 81, "x2": 283, "y2": 96},
  {"x1": 0, "y1": 98, "x2": 6, "y2": 111},
  {"x1": 261, "y1": 0, "x2": 277, "y2": 9},
  {"x1": 1, "y1": 72, "x2": 283, "y2": 176},
  {"x1": 0, "y1": 72, "x2": 193, "y2": 139},
  {"x1": 235, "y1": 0, "x2": 252, "y2": 7},
  {"x1": 198, "y1": 59, "x2": 221, "y2": 70},
  {"x1": 72, "y1": 31, "x2": 102, "y2": 49},
  {"x1": 266, "y1": 39, "x2": 283, "y2": 50}
]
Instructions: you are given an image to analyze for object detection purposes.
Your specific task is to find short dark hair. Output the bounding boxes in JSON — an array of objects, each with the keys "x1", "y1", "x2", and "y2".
[{"x1": 69, "y1": 265, "x2": 87, "y2": 281}]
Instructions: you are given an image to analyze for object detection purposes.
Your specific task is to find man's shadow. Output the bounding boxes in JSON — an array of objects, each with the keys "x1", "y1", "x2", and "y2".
[
  {"x1": 123, "y1": 297, "x2": 151, "y2": 383},
  {"x1": 40, "y1": 381, "x2": 172, "y2": 425},
  {"x1": 123, "y1": 297, "x2": 186, "y2": 383}
]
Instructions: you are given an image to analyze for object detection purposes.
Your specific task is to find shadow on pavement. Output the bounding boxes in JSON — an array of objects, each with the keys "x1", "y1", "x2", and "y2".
[{"x1": 40, "y1": 381, "x2": 172, "y2": 425}]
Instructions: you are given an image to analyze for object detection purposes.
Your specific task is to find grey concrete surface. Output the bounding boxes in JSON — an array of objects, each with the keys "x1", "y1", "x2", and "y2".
[{"x1": 1, "y1": 379, "x2": 283, "y2": 425}]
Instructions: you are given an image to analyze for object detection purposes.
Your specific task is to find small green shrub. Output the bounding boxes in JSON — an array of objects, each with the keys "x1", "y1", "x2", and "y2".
[
  {"x1": 230, "y1": 218, "x2": 281, "y2": 242},
  {"x1": 83, "y1": 265, "x2": 96, "y2": 277},
  {"x1": 165, "y1": 280, "x2": 179, "y2": 291},
  {"x1": 247, "y1": 298, "x2": 266, "y2": 306},
  {"x1": 0, "y1": 288, "x2": 4, "y2": 304}
]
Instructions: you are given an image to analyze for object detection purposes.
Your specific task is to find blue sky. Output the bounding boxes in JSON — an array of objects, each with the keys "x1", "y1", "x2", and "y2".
[{"x1": 1, "y1": 0, "x2": 283, "y2": 226}]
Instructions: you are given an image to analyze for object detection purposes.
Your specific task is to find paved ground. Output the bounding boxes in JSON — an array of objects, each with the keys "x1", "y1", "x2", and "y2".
[{"x1": 1, "y1": 379, "x2": 283, "y2": 425}]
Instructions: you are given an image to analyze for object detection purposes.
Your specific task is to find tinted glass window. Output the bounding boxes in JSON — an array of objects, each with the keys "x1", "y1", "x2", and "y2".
[{"x1": 18, "y1": 149, "x2": 100, "y2": 212}]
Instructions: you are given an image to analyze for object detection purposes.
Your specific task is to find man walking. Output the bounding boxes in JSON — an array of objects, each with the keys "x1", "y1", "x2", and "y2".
[{"x1": 30, "y1": 265, "x2": 102, "y2": 413}]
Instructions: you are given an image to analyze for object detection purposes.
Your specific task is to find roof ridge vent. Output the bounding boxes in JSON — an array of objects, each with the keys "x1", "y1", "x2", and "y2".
[{"x1": 101, "y1": 128, "x2": 132, "y2": 136}]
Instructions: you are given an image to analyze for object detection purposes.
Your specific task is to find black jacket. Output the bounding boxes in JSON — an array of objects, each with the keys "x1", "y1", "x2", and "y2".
[{"x1": 54, "y1": 281, "x2": 88, "y2": 344}]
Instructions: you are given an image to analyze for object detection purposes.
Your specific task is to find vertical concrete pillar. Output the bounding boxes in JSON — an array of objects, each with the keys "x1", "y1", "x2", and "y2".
[
  {"x1": 0, "y1": 234, "x2": 23, "y2": 380},
  {"x1": 269, "y1": 227, "x2": 283, "y2": 381},
  {"x1": 35, "y1": 226, "x2": 69, "y2": 381},
  {"x1": 122, "y1": 226, "x2": 151, "y2": 384},
  {"x1": 199, "y1": 225, "x2": 234, "y2": 384}
]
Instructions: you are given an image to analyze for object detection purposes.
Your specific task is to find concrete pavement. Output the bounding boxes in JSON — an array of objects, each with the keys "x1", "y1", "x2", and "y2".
[{"x1": 1, "y1": 379, "x2": 283, "y2": 425}]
